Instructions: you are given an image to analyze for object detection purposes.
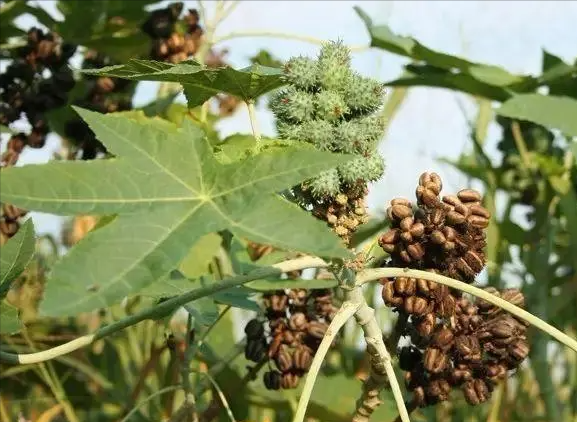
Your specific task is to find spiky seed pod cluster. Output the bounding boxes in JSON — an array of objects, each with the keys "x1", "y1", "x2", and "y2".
[
  {"x1": 244, "y1": 288, "x2": 338, "y2": 391},
  {"x1": 270, "y1": 40, "x2": 386, "y2": 243},
  {"x1": 0, "y1": 27, "x2": 77, "y2": 166},
  {"x1": 378, "y1": 172, "x2": 530, "y2": 407}
]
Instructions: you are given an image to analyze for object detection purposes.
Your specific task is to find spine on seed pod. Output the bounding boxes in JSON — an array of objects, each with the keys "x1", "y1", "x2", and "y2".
[{"x1": 268, "y1": 40, "x2": 387, "y2": 244}]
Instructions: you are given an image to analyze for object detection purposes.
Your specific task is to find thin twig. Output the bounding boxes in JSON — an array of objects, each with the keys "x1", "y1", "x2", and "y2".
[
  {"x1": 0, "y1": 256, "x2": 329, "y2": 365},
  {"x1": 213, "y1": 30, "x2": 368, "y2": 52},
  {"x1": 121, "y1": 385, "x2": 182, "y2": 422},
  {"x1": 356, "y1": 267, "x2": 577, "y2": 352},
  {"x1": 200, "y1": 371, "x2": 237, "y2": 422},
  {"x1": 293, "y1": 301, "x2": 360, "y2": 422}
]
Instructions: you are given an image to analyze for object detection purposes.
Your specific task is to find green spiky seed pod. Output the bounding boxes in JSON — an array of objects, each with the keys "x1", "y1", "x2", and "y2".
[
  {"x1": 284, "y1": 56, "x2": 318, "y2": 91},
  {"x1": 318, "y1": 40, "x2": 351, "y2": 67},
  {"x1": 308, "y1": 168, "x2": 341, "y2": 198},
  {"x1": 270, "y1": 87, "x2": 315, "y2": 122},
  {"x1": 337, "y1": 155, "x2": 368, "y2": 185},
  {"x1": 301, "y1": 120, "x2": 334, "y2": 151},
  {"x1": 362, "y1": 153, "x2": 385, "y2": 182},
  {"x1": 314, "y1": 90, "x2": 349, "y2": 122},
  {"x1": 277, "y1": 121, "x2": 305, "y2": 141},
  {"x1": 356, "y1": 115, "x2": 386, "y2": 145},
  {"x1": 333, "y1": 120, "x2": 364, "y2": 154},
  {"x1": 316, "y1": 62, "x2": 352, "y2": 92},
  {"x1": 344, "y1": 72, "x2": 385, "y2": 113}
]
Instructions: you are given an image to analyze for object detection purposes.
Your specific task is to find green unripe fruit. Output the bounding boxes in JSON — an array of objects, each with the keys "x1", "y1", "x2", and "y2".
[
  {"x1": 338, "y1": 155, "x2": 367, "y2": 184},
  {"x1": 345, "y1": 73, "x2": 385, "y2": 112},
  {"x1": 318, "y1": 40, "x2": 351, "y2": 67},
  {"x1": 301, "y1": 120, "x2": 334, "y2": 151},
  {"x1": 314, "y1": 90, "x2": 349, "y2": 122},
  {"x1": 270, "y1": 87, "x2": 315, "y2": 123},
  {"x1": 356, "y1": 115, "x2": 386, "y2": 146},
  {"x1": 333, "y1": 120, "x2": 365, "y2": 154},
  {"x1": 309, "y1": 168, "x2": 341, "y2": 198},
  {"x1": 277, "y1": 121, "x2": 305, "y2": 141},
  {"x1": 284, "y1": 56, "x2": 318, "y2": 90},
  {"x1": 316, "y1": 61, "x2": 352, "y2": 92},
  {"x1": 362, "y1": 153, "x2": 385, "y2": 182}
]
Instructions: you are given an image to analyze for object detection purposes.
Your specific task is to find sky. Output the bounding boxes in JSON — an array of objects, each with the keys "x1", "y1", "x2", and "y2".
[{"x1": 5, "y1": 0, "x2": 577, "y2": 241}]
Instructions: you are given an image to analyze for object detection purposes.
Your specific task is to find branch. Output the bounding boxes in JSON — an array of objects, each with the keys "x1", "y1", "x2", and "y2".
[
  {"x1": 293, "y1": 301, "x2": 360, "y2": 422},
  {"x1": 213, "y1": 30, "x2": 369, "y2": 52},
  {"x1": 356, "y1": 267, "x2": 577, "y2": 353},
  {"x1": 0, "y1": 256, "x2": 329, "y2": 365},
  {"x1": 348, "y1": 288, "x2": 411, "y2": 422}
]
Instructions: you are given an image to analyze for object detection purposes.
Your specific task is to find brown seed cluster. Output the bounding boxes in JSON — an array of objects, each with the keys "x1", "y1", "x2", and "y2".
[
  {"x1": 143, "y1": 5, "x2": 203, "y2": 64},
  {"x1": 400, "y1": 290, "x2": 529, "y2": 407},
  {"x1": 244, "y1": 288, "x2": 338, "y2": 390},
  {"x1": 1, "y1": 28, "x2": 77, "y2": 166},
  {"x1": 378, "y1": 173, "x2": 530, "y2": 407}
]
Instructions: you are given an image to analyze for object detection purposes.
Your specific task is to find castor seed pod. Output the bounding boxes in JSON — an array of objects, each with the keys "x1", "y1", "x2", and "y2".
[
  {"x1": 294, "y1": 346, "x2": 313, "y2": 370},
  {"x1": 382, "y1": 282, "x2": 403, "y2": 307},
  {"x1": 391, "y1": 198, "x2": 411, "y2": 207},
  {"x1": 469, "y1": 203, "x2": 491, "y2": 218},
  {"x1": 417, "y1": 278, "x2": 439, "y2": 297},
  {"x1": 432, "y1": 327, "x2": 454, "y2": 351},
  {"x1": 446, "y1": 210, "x2": 467, "y2": 225},
  {"x1": 437, "y1": 293, "x2": 456, "y2": 317},
  {"x1": 245, "y1": 338, "x2": 266, "y2": 362},
  {"x1": 463, "y1": 379, "x2": 490, "y2": 405},
  {"x1": 244, "y1": 319, "x2": 264, "y2": 339},
  {"x1": 379, "y1": 229, "x2": 399, "y2": 252},
  {"x1": 405, "y1": 296, "x2": 430, "y2": 316},
  {"x1": 264, "y1": 370, "x2": 281, "y2": 390},
  {"x1": 457, "y1": 189, "x2": 482, "y2": 203},
  {"x1": 431, "y1": 230, "x2": 446, "y2": 245},
  {"x1": 281, "y1": 371, "x2": 300, "y2": 389},
  {"x1": 476, "y1": 287, "x2": 500, "y2": 313},
  {"x1": 307, "y1": 321, "x2": 328, "y2": 339},
  {"x1": 289, "y1": 312, "x2": 308, "y2": 331},
  {"x1": 416, "y1": 185, "x2": 439, "y2": 207},
  {"x1": 485, "y1": 362, "x2": 508, "y2": 381},
  {"x1": 390, "y1": 204, "x2": 412, "y2": 220},
  {"x1": 394, "y1": 277, "x2": 417, "y2": 296},
  {"x1": 424, "y1": 347, "x2": 448, "y2": 373},
  {"x1": 464, "y1": 250, "x2": 485, "y2": 273},
  {"x1": 500, "y1": 288, "x2": 525, "y2": 308},
  {"x1": 410, "y1": 222, "x2": 425, "y2": 238},
  {"x1": 407, "y1": 243, "x2": 425, "y2": 261},
  {"x1": 400, "y1": 216, "x2": 415, "y2": 231},
  {"x1": 455, "y1": 335, "x2": 482, "y2": 362},
  {"x1": 507, "y1": 339, "x2": 529, "y2": 363},
  {"x1": 415, "y1": 313, "x2": 436, "y2": 337},
  {"x1": 275, "y1": 346, "x2": 293, "y2": 372},
  {"x1": 412, "y1": 386, "x2": 426, "y2": 407},
  {"x1": 427, "y1": 379, "x2": 451, "y2": 401},
  {"x1": 442, "y1": 195, "x2": 462, "y2": 208}
]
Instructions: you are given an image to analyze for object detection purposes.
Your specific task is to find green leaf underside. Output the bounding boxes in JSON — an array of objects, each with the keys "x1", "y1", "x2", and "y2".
[
  {"x1": 81, "y1": 59, "x2": 285, "y2": 107},
  {"x1": 0, "y1": 108, "x2": 351, "y2": 317},
  {"x1": 497, "y1": 94, "x2": 577, "y2": 137},
  {"x1": 0, "y1": 301, "x2": 21, "y2": 334},
  {"x1": 0, "y1": 219, "x2": 35, "y2": 299}
]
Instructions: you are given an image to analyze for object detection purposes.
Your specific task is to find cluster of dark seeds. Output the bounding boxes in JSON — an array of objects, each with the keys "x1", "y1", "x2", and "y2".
[
  {"x1": 1, "y1": 27, "x2": 77, "y2": 166},
  {"x1": 379, "y1": 172, "x2": 530, "y2": 407},
  {"x1": 244, "y1": 288, "x2": 338, "y2": 390}
]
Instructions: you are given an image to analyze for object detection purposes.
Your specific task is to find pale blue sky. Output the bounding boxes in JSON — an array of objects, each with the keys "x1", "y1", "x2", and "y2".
[{"x1": 6, "y1": 0, "x2": 577, "y2": 239}]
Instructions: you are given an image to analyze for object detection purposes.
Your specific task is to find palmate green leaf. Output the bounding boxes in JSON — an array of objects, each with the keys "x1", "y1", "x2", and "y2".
[
  {"x1": 0, "y1": 219, "x2": 35, "y2": 299},
  {"x1": 81, "y1": 59, "x2": 285, "y2": 108},
  {"x1": 497, "y1": 94, "x2": 577, "y2": 137},
  {"x1": 0, "y1": 108, "x2": 352, "y2": 317}
]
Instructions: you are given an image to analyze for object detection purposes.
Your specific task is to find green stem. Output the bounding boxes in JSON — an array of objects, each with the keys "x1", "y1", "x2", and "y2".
[
  {"x1": 293, "y1": 301, "x2": 360, "y2": 422},
  {"x1": 246, "y1": 100, "x2": 261, "y2": 143},
  {"x1": 121, "y1": 385, "x2": 182, "y2": 422},
  {"x1": 356, "y1": 267, "x2": 577, "y2": 352},
  {"x1": 0, "y1": 256, "x2": 328, "y2": 365}
]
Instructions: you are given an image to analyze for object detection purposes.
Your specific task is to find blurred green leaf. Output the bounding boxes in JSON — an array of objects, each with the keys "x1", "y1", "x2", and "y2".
[
  {"x1": 185, "y1": 296, "x2": 220, "y2": 327},
  {"x1": 469, "y1": 64, "x2": 524, "y2": 87},
  {"x1": 179, "y1": 233, "x2": 222, "y2": 279},
  {"x1": 214, "y1": 134, "x2": 257, "y2": 164},
  {"x1": 0, "y1": 219, "x2": 35, "y2": 299},
  {"x1": 81, "y1": 59, "x2": 285, "y2": 107},
  {"x1": 497, "y1": 94, "x2": 577, "y2": 137},
  {"x1": 0, "y1": 300, "x2": 21, "y2": 334}
]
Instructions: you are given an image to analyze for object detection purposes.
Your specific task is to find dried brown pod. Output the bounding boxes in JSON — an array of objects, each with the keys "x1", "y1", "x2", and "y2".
[
  {"x1": 463, "y1": 379, "x2": 491, "y2": 405},
  {"x1": 424, "y1": 347, "x2": 448, "y2": 373}
]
